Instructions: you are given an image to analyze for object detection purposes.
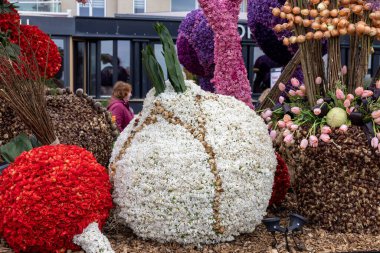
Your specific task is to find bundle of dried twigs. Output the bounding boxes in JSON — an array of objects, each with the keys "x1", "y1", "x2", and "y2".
[{"x1": 0, "y1": 44, "x2": 58, "y2": 145}]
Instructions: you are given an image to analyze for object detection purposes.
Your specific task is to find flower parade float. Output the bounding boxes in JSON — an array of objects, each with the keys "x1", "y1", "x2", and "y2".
[
  {"x1": 262, "y1": 0, "x2": 380, "y2": 233},
  {"x1": 109, "y1": 23, "x2": 277, "y2": 244}
]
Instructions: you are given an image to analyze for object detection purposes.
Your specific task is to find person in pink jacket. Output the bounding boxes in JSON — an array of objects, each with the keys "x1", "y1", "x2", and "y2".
[{"x1": 107, "y1": 81, "x2": 134, "y2": 132}]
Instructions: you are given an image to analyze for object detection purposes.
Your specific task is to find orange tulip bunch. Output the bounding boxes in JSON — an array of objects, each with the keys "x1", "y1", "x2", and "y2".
[{"x1": 271, "y1": 0, "x2": 380, "y2": 45}]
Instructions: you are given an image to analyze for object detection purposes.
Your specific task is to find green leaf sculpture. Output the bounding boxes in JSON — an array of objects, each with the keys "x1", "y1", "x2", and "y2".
[
  {"x1": 142, "y1": 44, "x2": 166, "y2": 96},
  {"x1": 154, "y1": 23, "x2": 187, "y2": 93}
]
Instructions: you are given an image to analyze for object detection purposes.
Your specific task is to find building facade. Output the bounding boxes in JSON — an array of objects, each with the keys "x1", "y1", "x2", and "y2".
[
  {"x1": 19, "y1": 14, "x2": 258, "y2": 112},
  {"x1": 13, "y1": 0, "x2": 248, "y2": 17}
]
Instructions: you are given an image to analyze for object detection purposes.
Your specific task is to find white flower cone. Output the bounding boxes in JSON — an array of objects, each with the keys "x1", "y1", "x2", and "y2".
[
  {"x1": 73, "y1": 223, "x2": 114, "y2": 253},
  {"x1": 110, "y1": 81, "x2": 277, "y2": 244}
]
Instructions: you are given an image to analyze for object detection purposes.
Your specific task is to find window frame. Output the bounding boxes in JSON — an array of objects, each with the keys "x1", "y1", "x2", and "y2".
[
  {"x1": 76, "y1": 0, "x2": 107, "y2": 17},
  {"x1": 133, "y1": 0, "x2": 146, "y2": 14}
]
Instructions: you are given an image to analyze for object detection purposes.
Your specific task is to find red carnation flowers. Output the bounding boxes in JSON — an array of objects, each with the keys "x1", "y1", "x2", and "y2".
[
  {"x1": 0, "y1": 0, "x2": 20, "y2": 36},
  {"x1": 0, "y1": 145, "x2": 113, "y2": 253},
  {"x1": 0, "y1": 0, "x2": 62, "y2": 78},
  {"x1": 269, "y1": 153, "x2": 291, "y2": 206},
  {"x1": 11, "y1": 25, "x2": 62, "y2": 78}
]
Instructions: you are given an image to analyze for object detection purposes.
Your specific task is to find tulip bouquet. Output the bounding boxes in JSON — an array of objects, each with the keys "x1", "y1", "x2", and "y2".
[{"x1": 262, "y1": 76, "x2": 380, "y2": 151}]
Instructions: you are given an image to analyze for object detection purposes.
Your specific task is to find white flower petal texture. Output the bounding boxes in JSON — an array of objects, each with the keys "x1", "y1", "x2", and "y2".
[
  {"x1": 73, "y1": 222, "x2": 115, "y2": 253},
  {"x1": 110, "y1": 80, "x2": 277, "y2": 244}
]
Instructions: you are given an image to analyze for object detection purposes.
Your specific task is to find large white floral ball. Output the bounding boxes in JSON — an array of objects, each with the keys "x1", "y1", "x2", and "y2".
[{"x1": 110, "y1": 81, "x2": 276, "y2": 244}]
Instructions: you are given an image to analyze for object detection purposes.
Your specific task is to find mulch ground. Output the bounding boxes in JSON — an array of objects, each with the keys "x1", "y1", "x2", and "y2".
[{"x1": 1, "y1": 193, "x2": 380, "y2": 253}]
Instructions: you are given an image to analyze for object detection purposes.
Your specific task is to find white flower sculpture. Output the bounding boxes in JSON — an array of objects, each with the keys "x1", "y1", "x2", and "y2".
[{"x1": 110, "y1": 80, "x2": 277, "y2": 244}]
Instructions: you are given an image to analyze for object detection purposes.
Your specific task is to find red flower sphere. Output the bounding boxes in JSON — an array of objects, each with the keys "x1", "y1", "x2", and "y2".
[
  {"x1": 0, "y1": 0, "x2": 20, "y2": 36},
  {"x1": 269, "y1": 153, "x2": 291, "y2": 206},
  {"x1": 10, "y1": 25, "x2": 62, "y2": 79},
  {"x1": 0, "y1": 145, "x2": 113, "y2": 253}
]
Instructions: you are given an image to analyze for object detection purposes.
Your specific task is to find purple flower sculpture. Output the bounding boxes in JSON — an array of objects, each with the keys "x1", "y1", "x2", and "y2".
[
  {"x1": 247, "y1": 0, "x2": 297, "y2": 66},
  {"x1": 177, "y1": 9, "x2": 215, "y2": 92}
]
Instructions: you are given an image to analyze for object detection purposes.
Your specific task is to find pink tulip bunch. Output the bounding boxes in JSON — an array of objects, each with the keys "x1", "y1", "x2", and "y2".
[
  {"x1": 289, "y1": 78, "x2": 306, "y2": 97},
  {"x1": 261, "y1": 109, "x2": 273, "y2": 123},
  {"x1": 354, "y1": 87, "x2": 374, "y2": 98},
  {"x1": 372, "y1": 110, "x2": 380, "y2": 126}
]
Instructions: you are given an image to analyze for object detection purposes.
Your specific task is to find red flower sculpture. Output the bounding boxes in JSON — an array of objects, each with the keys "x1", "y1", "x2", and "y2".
[
  {"x1": 0, "y1": 145, "x2": 113, "y2": 253},
  {"x1": 269, "y1": 153, "x2": 291, "y2": 206},
  {"x1": 9, "y1": 25, "x2": 62, "y2": 79},
  {"x1": 0, "y1": 1, "x2": 62, "y2": 79},
  {"x1": 0, "y1": 0, "x2": 20, "y2": 36}
]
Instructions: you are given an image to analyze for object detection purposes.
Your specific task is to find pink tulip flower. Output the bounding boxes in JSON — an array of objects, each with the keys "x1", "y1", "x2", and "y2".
[
  {"x1": 316, "y1": 98, "x2": 324, "y2": 105},
  {"x1": 283, "y1": 129, "x2": 291, "y2": 136},
  {"x1": 315, "y1": 76, "x2": 322, "y2": 85},
  {"x1": 374, "y1": 117, "x2": 380, "y2": 125},
  {"x1": 371, "y1": 137, "x2": 379, "y2": 149},
  {"x1": 320, "y1": 133, "x2": 331, "y2": 143},
  {"x1": 283, "y1": 114, "x2": 292, "y2": 123},
  {"x1": 286, "y1": 121, "x2": 294, "y2": 129},
  {"x1": 291, "y1": 78, "x2": 300, "y2": 87},
  {"x1": 371, "y1": 110, "x2": 380, "y2": 119},
  {"x1": 300, "y1": 85, "x2": 306, "y2": 92},
  {"x1": 377, "y1": 133, "x2": 380, "y2": 139},
  {"x1": 279, "y1": 96, "x2": 285, "y2": 104},
  {"x1": 284, "y1": 134, "x2": 294, "y2": 144},
  {"x1": 262, "y1": 109, "x2": 273, "y2": 119},
  {"x1": 279, "y1": 82, "x2": 286, "y2": 91},
  {"x1": 290, "y1": 124, "x2": 299, "y2": 131},
  {"x1": 346, "y1": 107, "x2": 353, "y2": 114},
  {"x1": 355, "y1": 87, "x2": 364, "y2": 96},
  {"x1": 341, "y1": 65, "x2": 347, "y2": 75},
  {"x1": 265, "y1": 117, "x2": 272, "y2": 122},
  {"x1": 291, "y1": 107, "x2": 301, "y2": 115},
  {"x1": 336, "y1": 88, "x2": 345, "y2": 100},
  {"x1": 309, "y1": 135, "x2": 319, "y2": 147},
  {"x1": 339, "y1": 124, "x2": 348, "y2": 132},
  {"x1": 278, "y1": 120, "x2": 286, "y2": 128},
  {"x1": 347, "y1": 94, "x2": 354, "y2": 101},
  {"x1": 321, "y1": 126, "x2": 332, "y2": 134},
  {"x1": 300, "y1": 139, "x2": 308, "y2": 149},
  {"x1": 296, "y1": 90, "x2": 305, "y2": 97},
  {"x1": 270, "y1": 130, "x2": 277, "y2": 140},
  {"x1": 362, "y1": 90, "x2": 374, "y2": 98},
  {"x1": 343, "y1": 99, "x2": 351, "y2": 108},
  {"x1": 314, "y1": 108, "x2": 321, "y2": 116},
  {"x1": 289, "y1": 90, "x2": 296, "y2": 96}
]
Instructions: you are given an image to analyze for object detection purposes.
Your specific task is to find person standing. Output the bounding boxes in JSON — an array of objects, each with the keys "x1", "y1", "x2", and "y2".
[{"x1": 107, "y1": 81, "x2": 134, "y2": 132}]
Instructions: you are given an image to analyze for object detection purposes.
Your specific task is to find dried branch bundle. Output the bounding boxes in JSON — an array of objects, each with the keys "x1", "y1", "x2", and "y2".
[
  {"x1": 273, "y1": 0, "x2": 380, "y2": 101},
  {"x1": 0, "y1": 44, "x2": 57, "y2": 145}
]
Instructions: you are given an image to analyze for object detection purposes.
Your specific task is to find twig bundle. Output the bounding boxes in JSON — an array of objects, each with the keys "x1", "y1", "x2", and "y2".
[{"x1": 0, "y1": 44, "x2": 57, "y2": 145}]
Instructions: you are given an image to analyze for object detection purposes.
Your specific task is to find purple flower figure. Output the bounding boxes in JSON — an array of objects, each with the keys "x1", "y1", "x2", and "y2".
[{"x1": 177, "y1": 9, "x2": 215, "y2": 92}]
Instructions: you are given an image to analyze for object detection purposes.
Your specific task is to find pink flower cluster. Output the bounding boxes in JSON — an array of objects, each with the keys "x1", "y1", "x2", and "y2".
[
  {"x1": 278, "y1": 78, "x2": 306, "y2": 103},
  {"x1": 298, "y1": 125, "x2": 348, "y2": 149},
  {"x1": 267, "y1": 113, "x2": 300, "y2": 144},
  {"x1": 198, "y1": 0, "x2": 254, "y2": 109}
]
